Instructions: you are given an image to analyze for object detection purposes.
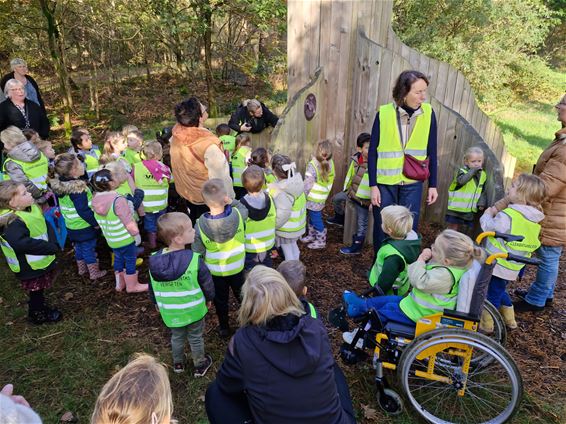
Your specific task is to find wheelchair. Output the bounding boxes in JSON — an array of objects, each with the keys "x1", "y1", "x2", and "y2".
[{"x1": 329, "y1": 232, "x2": 538, "y2": 424}]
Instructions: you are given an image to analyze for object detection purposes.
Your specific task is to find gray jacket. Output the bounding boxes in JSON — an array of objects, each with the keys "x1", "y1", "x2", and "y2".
[
  {"x1": 269, "y1": 172, "x2": 307, "y2": 239},
  {"x1": 4, "y1": 141, "x2": 47, "y2": 200}
]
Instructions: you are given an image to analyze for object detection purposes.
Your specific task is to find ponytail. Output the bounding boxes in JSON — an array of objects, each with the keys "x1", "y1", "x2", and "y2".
[{"x1": 314, "y1": 139, "x2": 333, "y2": 182}]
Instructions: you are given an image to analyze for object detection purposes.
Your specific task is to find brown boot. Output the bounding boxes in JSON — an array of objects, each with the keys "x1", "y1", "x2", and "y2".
[
  {"x1": 499, "y1": 305, "x2": 518, "y2": 329},
  {"x1": 87, "y1": 262, "x2": 107, "y2": 280},
  {"x1": 114, "y1": 272, "x2": 126, "y2": 292},
  {"x1": 124, "y1": 271, "x2": 148, "y2": 293},
  {"x1": 479, "y1": 309, "x2": 494, "y2": 333},
  {"x1": 76, "y1": 260, "x2": 87, "y2": 276}
]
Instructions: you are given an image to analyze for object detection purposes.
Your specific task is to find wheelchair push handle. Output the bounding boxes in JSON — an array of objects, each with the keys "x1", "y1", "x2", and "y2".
[
  {"x1": 476, "y1": 231, "x2": 524, "y2": 245},
  {"x1": 506, "y1": 253, "x2": 541, "y2": 266}
]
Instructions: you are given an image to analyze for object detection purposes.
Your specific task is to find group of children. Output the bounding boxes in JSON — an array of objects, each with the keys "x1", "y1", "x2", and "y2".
[{"x1": 0, "y1": 119, "x2": 548, "y2": 378}]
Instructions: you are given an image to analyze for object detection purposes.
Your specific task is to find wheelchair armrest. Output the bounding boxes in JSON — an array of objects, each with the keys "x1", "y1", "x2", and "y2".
[{"x1": 442, "y1": 309, "x2": 479, "y2": 322}]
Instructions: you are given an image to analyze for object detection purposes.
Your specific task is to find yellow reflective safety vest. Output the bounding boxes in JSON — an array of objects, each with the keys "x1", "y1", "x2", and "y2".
[
  {"x1": 447, "y1": 168, "x2": 486, "y2": 213},
  {"x1": 368, "y1": 243, "x2": 410, "y2": 296},
  {"x1": 3, "y1": 152, "x2": 49, "y2": 190},
  {"x1": 400, "y1": 265, "x2": 466, "y2": 322},
  {"x1": 83, "y1": 148, "x2": 101, "y2": 178},
  {"x1": 59, "y1": 190, "x2": 93, "y2": 230},
  {"x1": 343, "y1": 159, "x2": 370, "y2": 200},
  {"x1": 94, "y1": 196, "x2": 135, "y2": 249},
  {"x1": 278, "y1": 192, "x2": 307, "y2": 233},
  {"x1": 0, "y1": 204, "x2": 56, "y2": 272},
  {"x1": 306, "y1": 159, "x2": 335, "y2": 204},
  {"x1": 220, "y1": 135, "x2": 236, "y2": 157},
  {"x1": 133, "y1": 162, "x2": 169, "y2": 213},
  {"x1": 376, "y1": 103, "x2": 432, "y2": 185},
  {"x1": 123, "y1": 148, "x2": 142, "y2": 166},
  {"x1": 485, "y1": 208, "x2": 541, "y2": 272},
  {"x1": 243, "y1": 195, "x2": 276, "y2": 253},
  {"x1": 232, "y1": 146, "x2": 252, "y2": 187},
  {"x1": 199, "y1": 209, "x2": 245, "y2": 276}
]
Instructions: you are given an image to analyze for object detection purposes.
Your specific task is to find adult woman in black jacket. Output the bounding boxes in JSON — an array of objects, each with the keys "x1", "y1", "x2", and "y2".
[
  {"x1": 0, "y1": 58, "x2": 46, "y2": 113},
  {"x1": 206, "y1": 266, "x2": 356, "y2": 424},
  {"x1": 0, "y1": 79, "x2": 50, "y2": 141},
  {"x1": 228, "y1": 99, "x2": 279, "y2": 134}
]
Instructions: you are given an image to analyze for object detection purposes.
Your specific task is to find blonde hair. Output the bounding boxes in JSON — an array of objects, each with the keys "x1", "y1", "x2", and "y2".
[
  {"x1": 314, "y1": 140, "x2": 333, "y2": 182},
  {"x1": 143, "y1": 141, "x2": 163, "y2": 161},
  {"x1": 242, "y1": 165, "x2": 265, "y2": 193},
  {"x1": 102, "y1": 160, "x2": 129, "y2": 184},
  {"x1": 239, "y1": 266, "x2": 305, "y2": 327},
  {"x1": 233, "y1": 133, "x2": 251, "y2": 157},
  {"x1": 121, "y1": 125, "x2": 139, "y2": 137},
  {"x1": 201, "y1": 178, "x2": 227, "y2": 207},
  {"x1": 381, "y1": 205, "x2": 413, "y2": 238},
  {"x1": 277, "y1": 260, "x2": 306, "y2": 298},
  {"x1": 102, "y1": 131, "x2": 126, "y2": 157},
  {"x1": 127, "y1": 130, "x2": 144, "y2": 149},
  {"x1": 157, "y1": 212, "x2": 192, "y2": 245},
  {"x1": 34, "y1": 138, "x2": 52, "y2": 152},
  {"x1": 433, "y1": 229, "x2": 484, "y2": 269},
  {"x1": 1, "y1": 126, "x2": 26, "y2": 150},
  {"x1": 509, "y1": 173, "x2": 546, "y2": 207},
  {"x1": 464, "y1": 146, "x2": 484, "y2": 161},
  {"x1": 91, "y1": 354, "x2": 173, "y2": 424}
]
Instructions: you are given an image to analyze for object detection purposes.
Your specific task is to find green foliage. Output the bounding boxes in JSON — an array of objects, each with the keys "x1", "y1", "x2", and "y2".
[{"x1": 393, "y1": 0, "x2": 563, "y2": 107}]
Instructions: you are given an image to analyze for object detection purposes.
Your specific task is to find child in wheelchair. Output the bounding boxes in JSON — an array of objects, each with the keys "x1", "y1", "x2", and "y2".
[
  {"x1": 343, "y1": 230, "x2": 483, "y2": 342},
  {"x1": 368, "y1": 205, "x2": 421, "y2": 296}
]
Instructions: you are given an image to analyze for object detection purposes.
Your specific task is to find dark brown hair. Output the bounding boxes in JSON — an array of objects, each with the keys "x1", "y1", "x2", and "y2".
[
  {"x1": 392, "y1": 70, "x2": 429, "y2": 105},
  {"x1": 249, "y1": 147, "x2": 270, "y2": 169},
  {"x1": 90, "y1": 169, "x2": 115, "y2": 192}
]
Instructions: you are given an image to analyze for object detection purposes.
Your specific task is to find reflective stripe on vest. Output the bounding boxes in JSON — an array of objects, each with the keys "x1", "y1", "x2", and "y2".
[
  {"x1": 447, "y1": 168, "x2": 486, "y2": 213},
  {"x1": 485, "y1": 208, "x2": 541, "y2": 272},
  {"x1": 3, "y1": 153, "x2": 49, "y2": 190},
  {"x1": 279, "y1": 193, "x2": 307, "y2": 233},
  {"x1": 376, "y1": 103, "x2": 431, "y2": 185},
  {"x1": 199, "y1": 209, "x2": 245, "y2": 276},
  {"x1": 368, "y1": 243, "x2": 410, "y2": 296},
  {"x1": 0, "y1": 204, "x2": 56, "y2": 272},
  {"x1": 308, "y1": 302, "x2": 317, "y2": 318},
  {"x1": 84, "y1": 148, "x2": 101, "y2": 177},
  {"x1": 232, "y1": 146, "x2": 252, "y2": 187},
  {"x1": 306, "y1": 159, "x2": 335, "y2": 204},
  {"x1": 399, "y1": 265, "x2": 466, "y2": 322},
  {"x1": 94, "y1": 197, "x2": 135, "y2": 248},
  {"x1": 150, "y1": 252, "x2": 207, "y2": 327},
  {"x1": 133, "y1": 162, "x2": 169, "y2": 213},
  {"x1": 245, "y1": 196, "x2": 276, "y2": 253},
  {"x1": 59, "y1": 190, "x2": 93, "y2": 230}
]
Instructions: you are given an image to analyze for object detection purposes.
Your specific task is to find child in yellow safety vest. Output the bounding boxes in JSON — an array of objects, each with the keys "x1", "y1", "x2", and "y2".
[
  {"x1": 301, "y1": 140, "x2": 334, "y2": 250},
  {"x1": 1, "y1": 126, "x2": 50, "y2": 203},
  {"x1": 68, "y1": 128, "x2": 101, "y2": 179},
  {"x1": 240, "y1": 165, "x2": 276, "y2": 270},
  {"x1": 132, "y1": 141, "x2": 171, "y2": 249},
  {"x1": 0, "y1": 181, "x2": 61, "y2": 324},
  {"x1": 269, "y1": 154, "x2": 306, "y2": 261},
  {"x1": 124, "y1": 130, "x2": 144, "y2": 167},
  {"x1": 278, "y1": 259, "x2": 319, "y2": 319},
  {"x1": 216, "y1": 123, "x2": 236, "y2": 160},
  {"x1": 148, "y1": 212, "x2": 215, "y2": 376},
  {"x1": 100, "y1": 131, "x2": 133, "y2": 173},
  {"x1": 343, "y1": 230, "x2": 482, "y2": 330},
  {"x1": 249, "y1": 147, "x2": 276, "y2": 188},
  {"x1": 446, "y1": 146, "x2": 487, "y2": 234},
  {"x1": 367, "y1": 205, "x2": 421, "y2": 296},
  {"x1": 90, "y1": 169, "x2": 148, "y2": 293},
  {"x1": 480, "y1": 173, "x2": 546, "y2": 330},
  {"x1": 231, "y1": 133, "x2": 252, "y2": 200},
  {"x1": 192, "y1": 178, "x2": 249, "y2": 338},
  {"x1": 49, "y1": 153, "x2": 106, "y2": 280}
]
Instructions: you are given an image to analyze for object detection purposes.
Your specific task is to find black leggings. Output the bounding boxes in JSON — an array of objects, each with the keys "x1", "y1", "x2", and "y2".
[{"x1": 205, "y1": 365, "x2": 356, "y2": 424}]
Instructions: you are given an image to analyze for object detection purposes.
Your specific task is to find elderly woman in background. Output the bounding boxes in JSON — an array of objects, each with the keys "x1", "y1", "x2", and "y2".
[
  {"x1": 0, "y1": 79, "x2": 50, "y2": 143},
  {"x1": 1, "y1": 59, "x2": 45, "y2": 113},
  {"x1": 228, "y1": 99, "x2": 279, "y2": 134}
]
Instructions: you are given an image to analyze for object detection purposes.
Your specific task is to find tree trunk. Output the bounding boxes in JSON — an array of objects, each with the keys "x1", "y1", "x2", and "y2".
[{"x1": 199, "y1": 0, "x2": 216, "y2": 116}]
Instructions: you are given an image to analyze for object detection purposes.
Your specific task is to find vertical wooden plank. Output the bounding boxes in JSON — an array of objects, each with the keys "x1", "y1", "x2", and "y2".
[
  {"x1": 443, "y1": 68, "x2": 458, "y2": 110},
  {"x1": 378, "y1": 48, "x2": 393, "y2": 106},
  {"x1": 435, "y1": 62, "x2": 449, "y2": 103},
  {"x1": 452, "y1": 71, "x2": 465, "y2": 115},
  {"x1": 426, "y1": 59, "x2": 440, "y2": 99}
]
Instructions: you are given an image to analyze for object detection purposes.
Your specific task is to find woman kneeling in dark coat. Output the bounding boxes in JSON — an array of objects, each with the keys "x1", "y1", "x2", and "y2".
[{"x1": 206, "y1": 266, "x2": 356, "y2": 424}]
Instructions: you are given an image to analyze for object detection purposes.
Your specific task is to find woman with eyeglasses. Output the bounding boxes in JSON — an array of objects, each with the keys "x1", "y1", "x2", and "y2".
[
  {"x1": 0, "y1": 58, "x2": 45, "y2": 112},
  {"x1": 492, "y1": 94, "x2": 566, "y2": 313}
]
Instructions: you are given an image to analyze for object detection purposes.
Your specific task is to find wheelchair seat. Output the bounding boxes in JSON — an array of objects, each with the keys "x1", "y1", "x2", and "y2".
[{"x1": 384, "y1": 321, "x2": 415, "y2": 339}]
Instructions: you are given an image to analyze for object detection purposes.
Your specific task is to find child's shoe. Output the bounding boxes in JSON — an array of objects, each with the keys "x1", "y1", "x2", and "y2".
[
  {"x1": 499, "y1": 305, "x2": 518, "y2": 329},
  {"x1": 307, "y1": 229, "x2": 327, "y2": 250},
  {"x1": 87, "y1": 262, "x2": 107, "y2": 280},
  {"x1": 300, "y1": 225, "x2": 316, "y2": 243},
  {"x1": 339, "y1": 235, "x2": 365, "y2": 255},
  {"x1": 479, "y1": 309, "x2": 494, "y2": 333},
  {"x1": 343, "y1": 290, "x2": 368, "y2": 317},
  {"x1": 194, "y1": 354, "x2": 213, "y2": 378},
  {"x1": 342, "y1": 328, "x2": 364, "y2": 349},
  {"x1": 173, "y1": 362, "x2": 185, "y2": 374},
  {"x1": 29, "y1": 307, "x2": 62, "y2": 325},
  {"x1": 124, "y1": 272, "x2": 148, "y2": 293},
  {"x1": 114, "y1": 271, "x2": 126, "y2": 292},
  {"x1": 76, "y1": 260, "x2": 87, "y2": 276},
  {"x1": 326, "y1": 213, "x2": 344, "y2": 227},
  {"x1": 515, "y1": 288, "x2": 553, "y2": 307}
]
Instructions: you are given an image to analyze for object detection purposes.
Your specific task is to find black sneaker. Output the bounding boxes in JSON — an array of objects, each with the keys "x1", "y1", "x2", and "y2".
[
  {"x1": 326, "y1": 215, "x2": 344, "y2": 227},
  {"x1": 514, "y1": 289, "x2": 553, "y2": 307},
  {"x1": 194, "y1": 354, "x2": 213, "y2": 378},
  {"x1": 173, "y1": 363, "x2": 185, "y2": 374},
  {"x1": 513, "y1": 299, "x2": 544, "y2": 313},
  {"x1": 28, "y1": 307, "x2": 62, "y2": 325}
]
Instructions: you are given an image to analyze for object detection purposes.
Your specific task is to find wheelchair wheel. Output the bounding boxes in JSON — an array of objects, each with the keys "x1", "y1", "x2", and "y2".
[
  {"x1": 377, "y1": 388, "x2": 403, "y2": 415},
  {"x1": 480, "y1": 301, "x2": 507, "y2": 346},
  {"x1": 398, "y1": 329, "x2": 522, "y2": 424}
]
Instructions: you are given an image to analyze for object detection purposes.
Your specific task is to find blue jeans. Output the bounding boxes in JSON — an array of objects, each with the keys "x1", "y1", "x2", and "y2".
[
  {"x1": 113, "y1": 242, "x2": 137, "y2": 274},
  {"x1": 487, "y1": 275, "x2": 512, "y2": 308},
  {"x1": 74, "y1": 238, "x2": 97, "y2": 264},
  {"x1": 308, "y1": 209, "x2": 324, "y2": 232},
  {"x1": 366, "y1": 295, "x2": 415, "y2": 327},
  {"x1": 525, "y1": 245, "x2": 563, "y2": 307},
  {"x1": 144, "y1": 209, "x2": 166, "y2": 233},
  {"x1": 372, "y1": 183, "x2": 423, "y2": 252},
  {"x1": 354, "y1": 202, "x2": 369, "y2": 238}
]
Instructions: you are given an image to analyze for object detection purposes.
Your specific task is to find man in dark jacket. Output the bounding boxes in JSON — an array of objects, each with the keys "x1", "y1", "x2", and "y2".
[{"x1": 228, "y1": 99, "x2": 279, "y2": 134}]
